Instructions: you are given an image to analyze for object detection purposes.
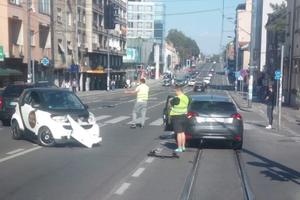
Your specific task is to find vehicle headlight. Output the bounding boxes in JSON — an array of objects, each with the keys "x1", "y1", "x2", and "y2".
[
  {"x1": 88, "y1": 113, "x2": 96, "y2": 124},
  {"x1": 51, "y1": 115, "x2": 69, "y2": 123}
]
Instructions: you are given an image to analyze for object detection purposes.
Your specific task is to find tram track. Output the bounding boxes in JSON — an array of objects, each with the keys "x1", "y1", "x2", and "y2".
[{"x1": 180, "y1": 147, "x2": 254, "y2": 200}]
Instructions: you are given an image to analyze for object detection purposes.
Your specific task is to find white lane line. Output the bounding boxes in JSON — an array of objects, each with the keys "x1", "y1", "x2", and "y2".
[
  {"x1": 145, "y1": 157, "x2": 155, "y2": 163},
  {"x1": 0, "y1": 146, "x2": 42, "y2": 163},
  {"x1": 6, "y1": 148, "x2": 25, "y2": 155},
  {"x1": 127, "y1": 117, "x2": 149, "y2": 125},
  {"x1": 103, "y1": 116, "x2": 130, "y2": 124},
  {"x1": 95, "y1": 115, "x2": 111, "y2": 122},
  {"x1": 149, "y1": 118, "x2": 163, "y2": 126},
  {"x1": 115, "y1": 182, "x2": 131, "y2": 195},
  {"x1": 132, "y1": 167, "x2": 145, "y2": 178}
]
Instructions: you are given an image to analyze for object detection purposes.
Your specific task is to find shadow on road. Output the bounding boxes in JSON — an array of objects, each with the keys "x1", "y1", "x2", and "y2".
[{"x1": 243, "y1": 148, "x2": 300, "y2": 185}]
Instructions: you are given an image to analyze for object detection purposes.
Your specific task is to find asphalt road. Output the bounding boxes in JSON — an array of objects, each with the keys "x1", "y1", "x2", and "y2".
[{"x1": 0, "y1": 63, "x2": 299, "y2": 200}]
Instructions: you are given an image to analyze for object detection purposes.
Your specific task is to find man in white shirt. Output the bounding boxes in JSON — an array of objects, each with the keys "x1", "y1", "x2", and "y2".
[{"x1": 126, "y1": 78, "x2": 149, "y2": 128}]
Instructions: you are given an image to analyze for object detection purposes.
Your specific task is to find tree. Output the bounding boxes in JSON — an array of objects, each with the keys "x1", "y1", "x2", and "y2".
[
  {"x1": 270, "y1": 1, "x2": 287, "y2": 13},
  {"x1": 166, "y1": 29, "x2": 200, "y2": 63}
]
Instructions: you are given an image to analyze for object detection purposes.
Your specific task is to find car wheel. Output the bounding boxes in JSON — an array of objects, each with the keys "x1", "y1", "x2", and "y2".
[
  {"x1": 38, "y1": 127, "x2": 55, "y2": 147},
  {"x1": 2, "y1": 120, "x2": 10, "y2": 126},
  {"x1": 232, "y1": 141, "x2": 243, "y2": 150},
  {"x1": 11, "y1": 120, "x2": 23, "y2": 140}
]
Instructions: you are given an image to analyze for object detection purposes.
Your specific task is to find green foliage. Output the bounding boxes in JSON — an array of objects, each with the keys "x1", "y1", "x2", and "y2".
[
  {"x1": 166, "y1": 29, "x2": 200, "y2": 62},
  {"x1": 270, "y1": 1, "x2": 287, "y2": 12}
]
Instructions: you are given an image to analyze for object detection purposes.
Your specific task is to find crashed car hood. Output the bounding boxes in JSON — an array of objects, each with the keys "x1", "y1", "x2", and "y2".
[{"x1": 48, "y1": 109, "x2": 89, "y2": 120}]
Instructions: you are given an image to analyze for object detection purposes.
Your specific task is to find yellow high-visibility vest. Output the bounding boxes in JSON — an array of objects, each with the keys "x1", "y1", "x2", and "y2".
[
  {"x1": 170, "y1": 94, "x2": 189, "y2": 116},
  {"x1": 136, "y1": 84, "x2": 149, "y2": 102}
]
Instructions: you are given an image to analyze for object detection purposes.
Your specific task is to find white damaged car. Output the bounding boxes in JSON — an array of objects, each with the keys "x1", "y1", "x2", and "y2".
[{"x1": 10, "y1": 88, "x2": 102, "y2": 148}]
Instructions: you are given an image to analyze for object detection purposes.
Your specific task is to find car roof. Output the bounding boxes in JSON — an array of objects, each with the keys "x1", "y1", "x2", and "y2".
[
  {"x1": 190, "y1": 95, "x2": 232, "y2": 103},
  {"x1": 24, "y1": 88, "x2": 71, "y2": 93}
]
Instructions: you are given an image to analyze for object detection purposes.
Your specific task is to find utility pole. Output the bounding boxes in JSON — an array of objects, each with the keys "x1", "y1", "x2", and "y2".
[
  {"x1": 50, "y1": 0, "x2": 55, "y2": 83},
  {"x1": 107, "y1": 47, "x2": 110, "y2": 91},
  {"x1": 27, "y1": 0, "x2": 32, "y2": 83},
  {"x1": 278, "y1": 45, "x2": 284, "y2": 131}
]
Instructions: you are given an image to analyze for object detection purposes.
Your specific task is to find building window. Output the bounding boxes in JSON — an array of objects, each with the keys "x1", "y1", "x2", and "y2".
[
  {"x1": 57, "y1": 8, "x2": 62, "y2": 23},
  {"x1": 145, "y1": 6, "x2": 152, "y2": 12},
  {"x1": 30, "y1": 30, "x2": 36, "y2": 46},
  {"x1": 39, "y1": 0, "x2": 50, "y2": 15},
  {"x1": 9, "y1": 0, "x2": 21, "y2": 6},
  {"x1": 67, "y1": 12, "x2": 72, "y2": 26}
]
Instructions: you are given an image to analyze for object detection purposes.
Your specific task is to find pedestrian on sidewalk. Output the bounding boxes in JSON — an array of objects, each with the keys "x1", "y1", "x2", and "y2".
[
  {"x1": 125, "y1": 78, "x2": 149, "y2": 128},
  {"x1": 169, "y1": 85, "x2": 190, "y2": 153},
  {"x1": 72, "y1": 78, "x2": 77, "y2": 93},
  {"x1": 265, "y1": 85, "x2": 275, "y2": 129}
]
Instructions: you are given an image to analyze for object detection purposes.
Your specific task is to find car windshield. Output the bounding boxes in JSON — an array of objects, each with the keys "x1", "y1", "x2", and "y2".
[
  {"x1": 41, "y1": 91, "x2": 85, "y2": 110},
  {"x1": 189, "y1": 101, "x2": 237, "y2": 115}
]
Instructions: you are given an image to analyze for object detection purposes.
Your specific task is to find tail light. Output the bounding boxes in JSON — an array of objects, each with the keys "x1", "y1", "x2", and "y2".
[
  {"x1": 232, "y1": 113, "x2": 242, "y2": 120},
  {"x1": 234, "y1": 135, "x2": 242, "y2": 141},
  {"x1": 187, "y1": 111, "x2": 198, "y2": 119},
  {"x1": 0, "y1": 96, "x2": 3, "y2": 110}
]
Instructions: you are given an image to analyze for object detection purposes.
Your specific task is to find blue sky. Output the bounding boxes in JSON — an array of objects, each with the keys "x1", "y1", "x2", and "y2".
[{"x1": 162, "y1": 0, "x2": 244, "y2": 55}]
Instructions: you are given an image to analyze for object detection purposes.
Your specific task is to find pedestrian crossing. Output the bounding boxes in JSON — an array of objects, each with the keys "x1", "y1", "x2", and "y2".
[{"x1": 95, "y1": 115, "x2": 163, "y2": 127}]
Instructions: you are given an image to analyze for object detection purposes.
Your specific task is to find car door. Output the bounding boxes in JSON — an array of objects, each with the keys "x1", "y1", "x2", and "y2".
[
  {"x1": 163, "y1": 95, "x2": 174, "y2": 131},
  {"x1": 20, "y1": 91, "x2": 38, "y2": 133}
]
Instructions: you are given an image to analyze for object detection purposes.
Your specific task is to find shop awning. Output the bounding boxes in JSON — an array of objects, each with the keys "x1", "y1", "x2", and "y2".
[{"x1": 0, "y1": 68, "x2": 23, "y2": 76}]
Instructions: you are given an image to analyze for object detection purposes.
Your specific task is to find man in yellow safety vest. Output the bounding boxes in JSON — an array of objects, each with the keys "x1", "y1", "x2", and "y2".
[
  {"x1": 126, "y1": 78, "x2": 149, "y2": 128},
  {"x1": 170, "y1": 85, "x2": 189, "y2": 152}
]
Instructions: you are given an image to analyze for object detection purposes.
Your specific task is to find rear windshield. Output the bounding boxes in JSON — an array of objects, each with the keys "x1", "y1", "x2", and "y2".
[
  {"x1": 189, "y1": 101, "x2": 237, "y2": 115},
  {"x1": 3, "y1": 85, "x2": 32, "y2": 97}
]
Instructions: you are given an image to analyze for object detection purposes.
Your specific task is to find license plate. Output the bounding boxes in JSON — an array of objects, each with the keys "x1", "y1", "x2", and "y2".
[{"x1": 196, "y1": 117, "x2": 233, "y2": 123}]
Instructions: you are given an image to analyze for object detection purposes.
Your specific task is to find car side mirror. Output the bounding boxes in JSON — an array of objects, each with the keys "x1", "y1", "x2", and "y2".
[{"x1": 84, "y1": 104, "x2": 89, "y2": 109}]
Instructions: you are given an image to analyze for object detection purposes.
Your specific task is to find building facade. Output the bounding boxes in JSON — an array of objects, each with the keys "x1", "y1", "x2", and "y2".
[
  {"x1": 52, "y1": 0, "x2": 127, "y2": 90},
  {"x1": 250, "y1": 0, "x2": 285, "y2": 71},
  {"x1": 0, "y1": 0, "x2": 51, "y2": 86},
  {"x1": 236, "y1": 0, "x2": 252, "y2": 71},
  {"x1": 286, "y1": 0, "x2": 300, "y2": 106},
  {"x1": 126, "y1": 0, "x2": 165, "y2": 74}
]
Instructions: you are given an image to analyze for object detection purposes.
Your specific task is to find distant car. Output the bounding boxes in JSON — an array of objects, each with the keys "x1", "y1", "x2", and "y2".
[
  {"x1": 163, "y1": 79, "x2": 172, "y2": 86},
  {"x1": 203, "y1": 77, "x2": 211, "y2": 85},
  {"x1": 188, "y1": 79, "x2": 196, "y2": 86},
  {"x1": 0, "y1": 82, "x2": 57, "y2": 126},
  {"x1": 174, "y1": 78, "x2": 187, "y2": 87},
  {"x1": 11, "y1": 88, "x2": 102, "y2": 148},
  {"x1": 163, "y1": 95, "x2": 243, "y2": 149},
  {"x1": 193, "y1": 82, "x2": 206, "y2": 92}
]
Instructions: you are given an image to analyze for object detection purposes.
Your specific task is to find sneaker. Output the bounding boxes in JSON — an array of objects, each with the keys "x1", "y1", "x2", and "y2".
[
  {"x1": 182, "y1": 147, "x2": 186, "y2": 152},
  {"x1": 175, "y1": 148, "x2": 183, "y2": 153},
  {"x1": 266, "y1": 125, "x2": 272, "y2": 129},
  {"x1": 130, "y1": 124, "x2": 137, "y2": 129}
]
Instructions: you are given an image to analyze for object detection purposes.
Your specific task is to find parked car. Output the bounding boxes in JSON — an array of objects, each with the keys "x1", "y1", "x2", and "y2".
[
  {"x1": 0, "y1": 82, "x2": 57, "y2": 126},
  {"x1": 163, "y1": 95, "x2": 243, "y2": 149},
  {"x1": 203, "y1": 77, "x2": 211, "y2": 85},
  {"x1": 193, "y1": 81, "x2": 206, "y2": 92},
  {"x1": 11, "y1": 88, "x2": 101, "y2": 148},
  {"x1": 163, "y1": 79, "x2": 172, "y2": 86}
]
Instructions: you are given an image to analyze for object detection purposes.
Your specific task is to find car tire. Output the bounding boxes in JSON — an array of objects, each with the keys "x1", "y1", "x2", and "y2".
[
  {"x1": 232, "y1": 141, "x2": 243, "y2": 150},
  {"x1": 2, "y1": 120, "x2": 10, "y2": 126},
  {"x1": 11, "y1": 120, "x2": 23, "y2": 140},
  {"x1": 38, "y1": 127, "x2": 55, "y2": 147}
]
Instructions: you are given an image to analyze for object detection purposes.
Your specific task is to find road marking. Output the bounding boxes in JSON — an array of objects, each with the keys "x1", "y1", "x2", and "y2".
[
  {"x1": 103, "y1": 116, "x2": 130, "y2": 124},
  {"x1": 0, "y1": 146, "x2": 42, "y2": 163},
  {"x1": 115, "y1": 182, "x2": 131, "y2": 195},
  {"x1": 95, "y1": 115, "x2": 111, "y2": 122},
  {"x1": 127, "y1": 117, "x2": 149, "y2": 125},
  {"x1": 145, "y1": 157, "x2": 154, "y2": 163},
  {"x1": 149, "y1": 118, "x2": 163, "y2": 126},
  {"x1": 132, "y1": 167, "x2": 145, "y2": 178},
  {"x1": 6, "y1": 148, "x2": 25, "y2": 155}
]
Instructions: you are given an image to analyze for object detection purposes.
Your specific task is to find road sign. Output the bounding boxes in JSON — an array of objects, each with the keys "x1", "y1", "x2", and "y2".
[
  {"x1": 0, "y1": 46, "x2": 4, "y2": 61},
  {"x1": 40, "y1": 57, "x2": 49, "y2": 66},
  {"x1": 274, "y1": 70, "x2": 282, "y2": 80}
]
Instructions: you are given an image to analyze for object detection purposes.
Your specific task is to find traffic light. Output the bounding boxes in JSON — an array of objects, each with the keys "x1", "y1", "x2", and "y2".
[{"x1": 104, "y1": 4, "x2": 116, "y2": 29}]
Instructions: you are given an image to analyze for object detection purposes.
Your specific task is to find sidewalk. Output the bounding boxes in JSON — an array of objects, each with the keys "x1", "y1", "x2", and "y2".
[
  {"x1": 76, "y1": 78, "x2": 160, "y2": 97},
  {"x1": 229, "y1": 91, "x2": 300, "y2": 136}
]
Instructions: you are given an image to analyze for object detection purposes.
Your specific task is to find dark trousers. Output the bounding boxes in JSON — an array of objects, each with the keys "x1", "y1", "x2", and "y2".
[{"x1": 267, "y1": 105, "x2": 274, "y2": 125}]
